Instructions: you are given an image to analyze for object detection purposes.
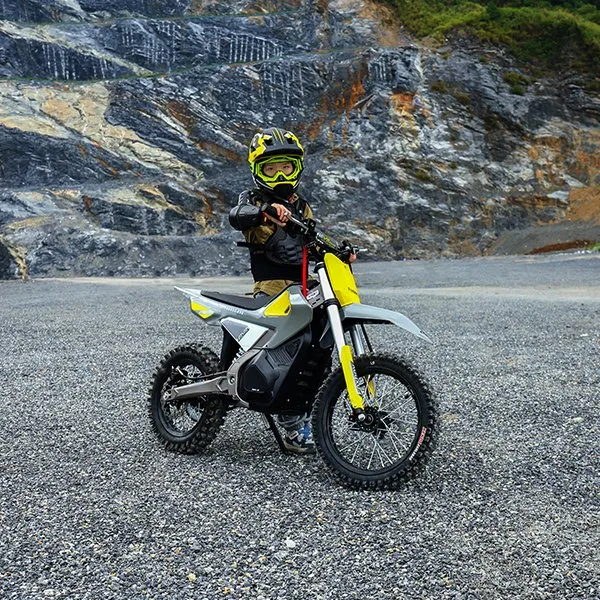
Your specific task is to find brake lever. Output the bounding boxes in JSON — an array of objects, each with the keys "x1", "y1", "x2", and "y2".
[
  {"x1": 287, "y1": 214, "x2": 314, "y2": 234},
  {"x1": 287, "y1": 215, "x2": 349, "y2": 256},
  {"x1": 287, "y1": 213, "x2": 304, "y2": 227}
]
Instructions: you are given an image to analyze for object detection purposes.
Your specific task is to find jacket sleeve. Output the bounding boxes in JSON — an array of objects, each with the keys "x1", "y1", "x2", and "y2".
[{"x1": 229, "y1": 190, "x2": 263, "y2": 231}]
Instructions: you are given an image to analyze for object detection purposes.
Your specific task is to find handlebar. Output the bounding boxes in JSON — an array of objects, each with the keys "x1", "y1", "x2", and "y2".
[
  {"x1": 260, "y1": 203, "x2": 280, "y2": 220},
  {"x1": 261, "y1": 203, "x2": 358, "y2": 261}
]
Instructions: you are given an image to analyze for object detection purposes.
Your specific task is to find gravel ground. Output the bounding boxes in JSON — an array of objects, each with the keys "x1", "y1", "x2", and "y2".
[{"x1": 1, "y1": 253, "x2": 598, "y2": 599}]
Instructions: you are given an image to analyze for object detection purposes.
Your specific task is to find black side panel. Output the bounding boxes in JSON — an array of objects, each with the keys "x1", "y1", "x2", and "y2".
[{"x1": 238, "y1": 328, "x2": 312, "y2": 411}]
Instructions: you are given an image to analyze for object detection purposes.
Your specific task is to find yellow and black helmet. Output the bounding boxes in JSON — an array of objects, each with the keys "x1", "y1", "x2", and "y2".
[{"x1": 248, "y1": 127, "x2": 304, "y2": 196}]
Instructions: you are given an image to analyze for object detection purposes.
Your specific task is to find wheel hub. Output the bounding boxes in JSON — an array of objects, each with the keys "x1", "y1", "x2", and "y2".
[{"x1": 350, "y1": 406, "x2": 391, "y2": 438}]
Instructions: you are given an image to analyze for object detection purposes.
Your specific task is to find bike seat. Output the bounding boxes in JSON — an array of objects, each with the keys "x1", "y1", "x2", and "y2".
[{"x1": 201, "y1": 291, "x2": 273, "y2": 310}]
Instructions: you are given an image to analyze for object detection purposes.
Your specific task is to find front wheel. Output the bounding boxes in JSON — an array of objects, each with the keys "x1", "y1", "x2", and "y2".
[
  {"x1": 312, "y1": 354, "x2": 438, "y2": 489},
  {"x1": 148, "y1": 344, "x2": 226, "y2": 454}
]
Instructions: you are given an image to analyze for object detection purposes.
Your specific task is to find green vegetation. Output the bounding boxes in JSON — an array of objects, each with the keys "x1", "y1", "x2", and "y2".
[
  {"x1": 503, "y1": 70, "x2": 530, "y2": 93},
  {"x1": 453, "y1": 90, "x2": 472, "y2": 104},
  {"x1": 414, "y1": 167, "x2": 434, "y2": 181},
  {"x1": 430, "y1": 79, "x2": 449, "y2": 92},
  {"x1": 379, "y1": 1, "x2": 600, "y2": 75}
]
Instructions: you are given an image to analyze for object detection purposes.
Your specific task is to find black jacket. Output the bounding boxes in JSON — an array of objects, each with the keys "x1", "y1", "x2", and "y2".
[{"x1": 229, "y1": 189, "x2": 312, "y2": 282}]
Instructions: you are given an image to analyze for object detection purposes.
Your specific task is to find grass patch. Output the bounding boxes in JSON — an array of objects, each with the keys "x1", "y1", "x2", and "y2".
[
  {"x1": 414, "y1": 167, "x2": 433, "y2": 182},
  {"x1": 378, "y1": 1, "x2": 600, "y2": 76},
  {"x1": 431, "y1": 79, "x2": 449, "y2": 92},
  {"x1": 453, "y1": 90, "x2": 472, "y2": 104},
  {"x1": 503, "y1": 70, "x2": 530, "y2": 94}
]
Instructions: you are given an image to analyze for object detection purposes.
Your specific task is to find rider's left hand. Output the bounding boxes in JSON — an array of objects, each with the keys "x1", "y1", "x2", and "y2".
[{"x1": 339, "y1": 239, "x2": 357, "y2": 264}]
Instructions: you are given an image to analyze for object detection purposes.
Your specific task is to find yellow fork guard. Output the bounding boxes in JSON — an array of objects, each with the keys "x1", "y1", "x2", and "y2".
[{"x1": 340, "y1": 345, "x2": 365, "y2": 411}]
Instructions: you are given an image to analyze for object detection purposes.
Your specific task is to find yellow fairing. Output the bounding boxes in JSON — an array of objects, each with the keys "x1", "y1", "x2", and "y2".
[
  {"x1": 324, "y1": 253, "x2": 360, "y2": 307},
  {"x1": 340, "y1": 345, "x2": 364, "y2": 410},
  {"x1": 264, "y1": 290, "x2": 291, "y2": 317},
  {"x1": 190, "y1": 300, "x2": 213, "y2": 319}
]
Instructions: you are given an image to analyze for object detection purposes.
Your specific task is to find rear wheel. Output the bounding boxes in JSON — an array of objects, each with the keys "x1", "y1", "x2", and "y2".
[
  {"x1": 312, "y1": 354, "x2": 438, "y2": 489},
  {"x1": 148, "y1": 344, "x2": 226, "y2": 454}
]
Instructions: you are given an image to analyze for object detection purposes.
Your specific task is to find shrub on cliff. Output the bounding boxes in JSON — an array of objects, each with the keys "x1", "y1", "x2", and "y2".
[{"x1": 379, "y1": 0, "x2": 600, "y2": 75}]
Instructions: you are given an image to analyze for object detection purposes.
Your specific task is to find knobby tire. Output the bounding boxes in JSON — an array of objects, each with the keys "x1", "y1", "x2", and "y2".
[
  {"x1": 148, "y1": 344, "x2": 226, "y2": 454},
  {"x1": 313, "y1": 353, "x2": 438, "y2": 490}
]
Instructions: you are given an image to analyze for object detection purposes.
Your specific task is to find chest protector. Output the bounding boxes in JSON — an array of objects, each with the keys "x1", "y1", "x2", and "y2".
[
  {"x1": 246, "y1": 197, "x2": 309, "y2": 281},
  {"x1": 264, "y1": 226, "x2": 304, "y2": 266}
]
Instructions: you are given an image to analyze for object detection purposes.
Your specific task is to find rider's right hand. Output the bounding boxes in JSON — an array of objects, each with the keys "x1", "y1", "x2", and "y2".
[{"x1": 261, "y1": 203, "x2": 291, "y2": 226}]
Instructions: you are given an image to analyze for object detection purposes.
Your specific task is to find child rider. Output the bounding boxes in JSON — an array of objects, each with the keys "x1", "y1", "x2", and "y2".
[{"x1": 226, "y1": 127, "x2": 322, "y2": 454}]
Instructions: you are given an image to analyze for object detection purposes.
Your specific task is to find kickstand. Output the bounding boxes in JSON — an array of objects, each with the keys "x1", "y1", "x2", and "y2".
[{"x1": 262, "y1": 414, "x2": 292, "y2": 455}]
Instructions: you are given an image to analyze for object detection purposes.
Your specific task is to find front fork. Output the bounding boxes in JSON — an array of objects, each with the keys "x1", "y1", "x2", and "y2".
[{"x1": 316, "y1": 265, "x2": 370, "y2": 417}]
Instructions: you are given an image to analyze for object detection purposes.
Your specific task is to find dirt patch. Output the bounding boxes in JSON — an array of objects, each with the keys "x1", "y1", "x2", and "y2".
[
  {"x1": 490, "y1": 187, "x2": 600, "y2": 255},
  {"x1": 489, "y1": 221, "x2": 600, "y2": 255},
  {"x1": 566, "y1": 187, "x2": 600, "y2": 224},
  {"x1": 527, "y1": 240, "x2": 594, "y2": 254}
]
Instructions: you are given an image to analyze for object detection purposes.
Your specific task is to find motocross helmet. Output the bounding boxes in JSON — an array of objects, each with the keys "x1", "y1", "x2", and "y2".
[{"x1": 248, "y1": 127, "x2": 304, "y2": 198}]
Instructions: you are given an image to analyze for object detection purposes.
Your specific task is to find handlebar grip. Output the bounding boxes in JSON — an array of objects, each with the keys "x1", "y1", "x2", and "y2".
[{"x1": 261, "y1": 203, "x2": 279, "y2": 219}]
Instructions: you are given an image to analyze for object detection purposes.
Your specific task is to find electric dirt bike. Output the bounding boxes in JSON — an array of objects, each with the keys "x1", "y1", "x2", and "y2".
[{"x1": 148, "y1": 208, "x2": 438, "y2": 489}]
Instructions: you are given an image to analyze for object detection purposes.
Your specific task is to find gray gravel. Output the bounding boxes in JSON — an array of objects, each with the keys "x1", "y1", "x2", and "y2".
[{"x1": 1, "y1": 253, "x2": 598, "y2": 599}]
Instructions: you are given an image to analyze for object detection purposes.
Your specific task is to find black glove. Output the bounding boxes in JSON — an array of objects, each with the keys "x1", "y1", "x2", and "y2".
[{"x1": 338, "y1": 239, "x2": 356, "y2": 263}]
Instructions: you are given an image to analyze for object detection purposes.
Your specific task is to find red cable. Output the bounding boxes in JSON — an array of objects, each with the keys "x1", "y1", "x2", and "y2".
[{"x1": 302, "y1": 245, "x2": 308, "y2": 297}]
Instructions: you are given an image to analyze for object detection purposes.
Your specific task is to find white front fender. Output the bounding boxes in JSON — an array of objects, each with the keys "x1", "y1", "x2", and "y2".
[{"x1": 340, "y1": 303, "x2": 433, "y2": 343}]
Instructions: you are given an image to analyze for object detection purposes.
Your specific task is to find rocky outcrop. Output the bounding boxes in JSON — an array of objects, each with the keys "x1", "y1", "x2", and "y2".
[{"x1": 0, "y1": 0, "x2": 598, "y2": 278}]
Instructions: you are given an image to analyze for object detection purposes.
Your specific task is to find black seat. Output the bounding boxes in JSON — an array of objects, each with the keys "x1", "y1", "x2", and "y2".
[
  {"x1": 201, "y1": 291, "x2": 273, "y2": 310},
  {"x1": 203, "y1": 280, "x2": 317, "y2": 310}
]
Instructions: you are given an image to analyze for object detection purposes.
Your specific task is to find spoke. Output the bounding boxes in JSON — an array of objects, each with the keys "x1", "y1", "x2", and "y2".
[
  {"x1": 379, "y1": 440, "x2": 396, "y2": 466},
  {"x1": 373, "y1": 440, "x2": 393, "y2": 468},
  {"x1": 381, "y1": 388, "x2": 411, "y2": 404},
  {"x1": 386, "y1": 416, "x2": 416, "y2": 431},
  {"x1": 338, "y1": 436, "x2": 362, "y2": 454},
  {"x1": 364, "y1": 375, "x2": 376, "y2": 401},
  {"x1": 350, "y1": 433, "x2": 369, "y2": 464},
  {"x1": 381, "y1": 411, "x2": 415, "y2": 429},
  {"x1": 332, "y1": 413, "x2": 353, "y2": 440},
  {"x1": 371, "y1": 377, "x2": 391, "y2": 409},
  {"x1": 333, "y1": 420, "x2": 351, "y2": 438},
  {"x1": 385, "y1": 428, "x2": 403, "y2": 458},
  {"x1": 378, "y1": 376, "x2": 393, "y2": 396},
  {"x1": 333, "y1": 394, "x2": 363, "y2": 441},
  {"x1": 378, "y1": 382, "x2": 409, "y2": 413},
  {"x1": 373, "y1": 442, "x2": 385, "y2": 468},
  {"x1": 366, "y1": 436, "x2": 378, "y2": 470},
  {"x1": 386, "y1": 428, "x2": 410, "y2": 455},
  {"x1": 384, "y1": 399, "x2": 415, "y2": 420}
]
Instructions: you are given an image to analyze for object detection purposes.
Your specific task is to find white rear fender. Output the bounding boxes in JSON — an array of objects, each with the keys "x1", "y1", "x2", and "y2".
[{"x1": 175, "y1": 287, "x2": 225, "y2": 324}]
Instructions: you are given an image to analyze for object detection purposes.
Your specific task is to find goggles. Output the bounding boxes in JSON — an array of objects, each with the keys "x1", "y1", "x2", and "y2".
[{"x1": 253, "y1": 155, "x2": 303, "y2": 187}]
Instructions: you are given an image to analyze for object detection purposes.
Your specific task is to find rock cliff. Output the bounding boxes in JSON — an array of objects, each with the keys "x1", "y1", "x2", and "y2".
[{"x1": 1, "y1": 0, "x2": 598, "y2": 279}]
